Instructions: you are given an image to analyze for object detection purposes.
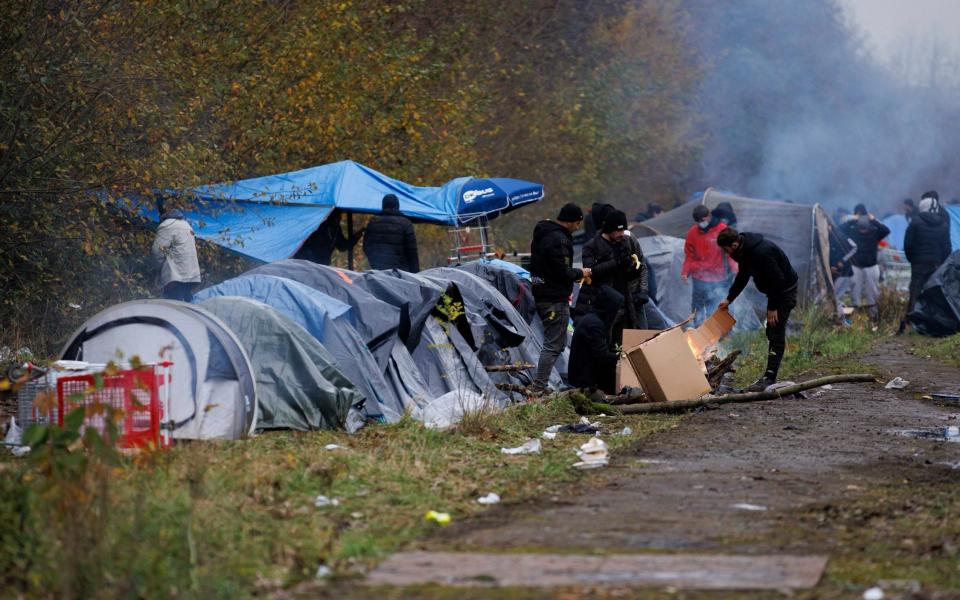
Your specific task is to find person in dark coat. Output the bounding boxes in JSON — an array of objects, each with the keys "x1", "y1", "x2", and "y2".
[
  {"x1": 568, "y1": 285, "x2": 623, "y2": 394},
  {"x1": 363, "y1": 194, "x2": 419, "y2": 272},
  {"x1": 828, "y1": 222, "x2": 857, "y2": 324},
  {"x1": 579, "y1": 202, "x2": 615, "y2": 244},
  {"x1": 528, "y1": 202, "x2": 591, "y2": 394},
  {"x1": 900, "y1": 191, "x2": 953, "y2": 333},
  {"x1": 711, "y1": 201, "x2": 738, "y2": 229},
  {"x1": 717, "y1": 228, "x2": 799, "y2": 391},
  {"x1": 840, "y1": 212, "x2": 890, "y2": 321},
  {"x1": 575, "y1": 209, "x2": 648, "y2": 345},
  {"x1": 294, "y1": 209, "x2": 362, "y2": 265}
]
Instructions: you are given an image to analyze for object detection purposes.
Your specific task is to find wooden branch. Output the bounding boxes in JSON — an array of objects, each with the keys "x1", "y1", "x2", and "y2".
[
  {"x1": 617, "y1": 374, "x2": 877, "y2": 415},
  {"x1": 707, "y1": 349, "x2": 741, "y2": 389}
]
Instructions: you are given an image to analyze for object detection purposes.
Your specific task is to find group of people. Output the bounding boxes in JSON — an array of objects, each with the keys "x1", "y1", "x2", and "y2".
[
  {"x1": 830, "y1": 190, "x2": 953, "y2": 331},
  {"x1": 529, "y1": 201, "x2": 799, "y2": 396}
]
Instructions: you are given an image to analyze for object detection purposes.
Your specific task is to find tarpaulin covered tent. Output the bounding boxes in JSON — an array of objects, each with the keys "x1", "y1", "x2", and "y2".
[
  {"x1": 949, "y1": 205, "x2": 960, "y2": 252},
  {"x1": 60, "y1": 300, "x2": 257, "y2": 440},
  {"x1": 634, "y1": 189, "x2": 834, "y2": 306},
  {"x1": 125, "y1": 160, "x2": 544, "y2": 264},
  {"x1": 193, "y1": 274, "x2": 401, "y2": 421},
  {"x1": 198, "y1": 296, "x2": 361, "y2": 430},
  {"x1": 908, "y1": 251, "x2": 960, "y2": 337}
]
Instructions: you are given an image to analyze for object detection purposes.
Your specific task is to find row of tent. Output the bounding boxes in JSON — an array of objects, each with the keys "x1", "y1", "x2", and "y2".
[{"x1": 61, "y1": 260, "x2": 561, "y2": 440}]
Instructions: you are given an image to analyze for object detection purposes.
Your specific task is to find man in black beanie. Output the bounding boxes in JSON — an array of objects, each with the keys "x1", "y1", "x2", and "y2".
[
  {"x1": 363, "y1": 194, "x2": 419, "y2": 272},
  {"x1": 529, "y1": 202, "x2": 591, "y2": 394},
  {"x1": 575, "y1": 208, "x2": 648, "y2": 349}
]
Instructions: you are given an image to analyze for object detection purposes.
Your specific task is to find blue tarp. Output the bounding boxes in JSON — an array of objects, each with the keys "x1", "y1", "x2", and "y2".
[
  {"x1": 882, "y1": 214, "x2": 908, "y2": 251},
  {"x1": 949, "y1": 206, "x2": 960, "y2": 252},
  {"x1": 129, "y1": 160, "x2": 543, "y2": 262}
]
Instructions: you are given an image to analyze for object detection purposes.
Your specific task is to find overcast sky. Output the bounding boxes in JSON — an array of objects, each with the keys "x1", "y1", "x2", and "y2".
[{"x1": 839, "y1": 0, "x2": 960, "y2": 64}]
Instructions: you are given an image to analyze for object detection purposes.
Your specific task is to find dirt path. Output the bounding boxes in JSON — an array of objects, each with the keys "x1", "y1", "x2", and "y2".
[{"x1": 325, "y1": 337, "x2": 960, "y2": 598}]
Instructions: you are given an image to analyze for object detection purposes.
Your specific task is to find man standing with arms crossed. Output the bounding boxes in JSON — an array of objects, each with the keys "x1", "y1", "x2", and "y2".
[
  {"x1": 528, "y1": 203, "x2": 591, "y2": 395},
  {"x1": 717, "y1": 228, "x2": 798, "y2": 392}
]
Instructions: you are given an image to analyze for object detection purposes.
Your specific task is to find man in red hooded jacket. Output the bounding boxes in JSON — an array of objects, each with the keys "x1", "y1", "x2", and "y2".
[{"x1": 682, "y1": 205, "x2": 737, "y2": 326}]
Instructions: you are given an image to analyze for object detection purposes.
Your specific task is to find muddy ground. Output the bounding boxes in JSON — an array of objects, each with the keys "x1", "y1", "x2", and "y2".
[{"x1": 311, "y1": 336, "x2": 960, "y2": 599}]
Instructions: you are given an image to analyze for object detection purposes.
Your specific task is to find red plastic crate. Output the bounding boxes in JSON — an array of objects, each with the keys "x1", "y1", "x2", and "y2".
[{"x1": 55, "y1": 366, "x2": 170, "y2": 449}]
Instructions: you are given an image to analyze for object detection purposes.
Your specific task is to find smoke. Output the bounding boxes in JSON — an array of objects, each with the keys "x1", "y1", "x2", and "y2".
[{"x1": 686, "y1": 0, "x2": 960, "y2": 213}]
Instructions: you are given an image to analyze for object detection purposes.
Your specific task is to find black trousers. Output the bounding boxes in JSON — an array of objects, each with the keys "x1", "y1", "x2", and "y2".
[
  {"x1": 162, "y1": 281, "x2": 198, "y2": 302},
  {"x1": 907, "y1": 263, "x2": 937, "y2": 315},
  {"x1": 765, "y1": 288, "x2": 798, "y2": 381}
]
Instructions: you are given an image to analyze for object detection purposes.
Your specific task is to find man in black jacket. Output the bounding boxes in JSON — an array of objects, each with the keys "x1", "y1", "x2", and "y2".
[
  {"x1": 576, "y1": 209, "x2": 648, "y2": 345},
  {"x1": 900, "y1": 191, "x2": 953, "y2": 333},
  {"x1": 529, "y1": 202, "x2": 591, "y2": 394},
  {"x1": 840, "y1": 213, "x2": 890, "y2": 322},
  {"x1": 568, "y1": 285, "x2": 623, "y2": 394},
  {"x1": 363, "y1": 194, "x2": 419, "y2": 272},
  {"x1": 717, "y1": 228, "x2": 799, "y2": 391},
  {"x1": 294, "y1": 209, "x2": 362, "y2": 265}
]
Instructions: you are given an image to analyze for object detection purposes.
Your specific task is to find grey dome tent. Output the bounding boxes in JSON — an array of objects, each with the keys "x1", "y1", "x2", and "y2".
[
  {"x1": 633, "y1": 188, "x2": 834, "y2": 307},
  {"x1": 198, "y1": 296, "x2": 362, "y2": 430},
  {"x1": 193, "y1": 274, "x2": 402, "y2": 421},
  {"x1": 908, "y1": 250, "x2": 960, "y2": 336},
  {"x1": 60, "y1": 300, "x2": 257, "y2": 440}
]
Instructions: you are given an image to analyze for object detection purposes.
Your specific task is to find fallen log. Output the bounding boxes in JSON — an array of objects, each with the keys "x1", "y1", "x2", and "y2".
[{"x1": 618, "y1": 373, "x2": 876, "y2": 415}]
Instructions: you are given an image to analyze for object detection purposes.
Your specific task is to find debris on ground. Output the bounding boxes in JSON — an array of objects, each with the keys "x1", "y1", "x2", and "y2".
[
  {"x1": 424, "y1": 510, "x2": 451, "y2": 525},
  {"x1": 732, "y1": 503, "x2": 768, "y2": 511},
  {"x1": 572, "y1": 436, "x2": 609, "y2": 469},
  {"x1": 619, "y1": 427, "x2": 633, "y2": 436},
  {"x1": 324, "y1": 443, "x2": 345, "y2": 450},
  {"x1": 314, "y1": 565, "x2": 332, "y2": 580},
  {"x1": 862, "y1": 586, "x2": 884, "y2": 600},
  {"x1": 477, "y1": 492, "x2": 501, "y2": 505},
  {"x1": 884, "y1": 377, "x2": 909, "y2": 389},
  {"x1": 500, "y1": 439, "x2": 541, "y2": 455},
  {"x1": 4, "y1": 417, "x2": 22, "y2": 446},
  {"x1": 314, "y1": 495, "x2": 340, "y2": 508},
  {"x1": 541, "y1": 431, "x2": 557, "y2": 440},
  {"x1": 765, "y1": 381, "x2": 807, "y2": 399}
]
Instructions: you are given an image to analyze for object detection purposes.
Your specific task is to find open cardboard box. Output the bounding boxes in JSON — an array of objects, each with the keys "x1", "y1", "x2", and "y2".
[{"x1": 617, "y1": 309, "x2": 735, "y2": 402}]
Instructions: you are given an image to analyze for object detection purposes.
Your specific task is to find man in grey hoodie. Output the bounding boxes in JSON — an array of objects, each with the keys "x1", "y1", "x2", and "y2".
[{"x1": 152, "y1": 208, "x2": 201, "y2": 301}]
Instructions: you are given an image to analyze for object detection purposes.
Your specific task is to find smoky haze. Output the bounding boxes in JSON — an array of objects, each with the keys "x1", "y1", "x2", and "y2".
[{"x1": 686, "y1": 0, "x2": 960, "y2": 214}]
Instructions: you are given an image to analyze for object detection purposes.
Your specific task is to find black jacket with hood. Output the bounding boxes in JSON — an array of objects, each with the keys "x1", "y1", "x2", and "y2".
[
  {"x1": 904, "y1": 211, "x2": 952, "y2": 269},
  {"x1": 363, "y1": 198, "x2": 419, "y2": 272},
  {"x1": 840, "y1": 219, "x2": 890, "y2": 268},
  {"x1": 529, "y1": 220, "x2": 583, "y2": 303},
  {"x1": 575, "y1": 233, "x2": 648, "y2": 327},
  {"x1": 727, "y1": 232, "x2": 799, "y2": 311},
  {"x1": 568, "y1": 285, "x2": 623, "y2": 393}
]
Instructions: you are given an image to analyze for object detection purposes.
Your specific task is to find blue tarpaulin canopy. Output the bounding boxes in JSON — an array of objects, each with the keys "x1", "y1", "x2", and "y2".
[{"x1": 129, "y1": 160, "x2": 543, "y2": 263}]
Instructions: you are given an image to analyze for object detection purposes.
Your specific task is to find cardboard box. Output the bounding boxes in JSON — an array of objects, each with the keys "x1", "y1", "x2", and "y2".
[
  {"x1": 616, "y1": 329, "x2": 657, "y2": 391},
  {"x1": 625, "y1": 325, "x2": 711, "y2": 402},
  {"x1": 683, "y1": 309, "x2": 736, "y2": 363}
]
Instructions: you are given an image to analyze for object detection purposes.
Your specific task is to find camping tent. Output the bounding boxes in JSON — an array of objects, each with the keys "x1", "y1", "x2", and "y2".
[
  {"x1": 193, "y1": 274, "x2": 402, "y2": 421},
  {"x1": 123, "y1": 161, "x2": 544, "y2": 263},
  {"x1": 949, "y1": 205, "x2": 960, "y2": 252},
  {"x1": 634, "y1": 189, "x2": 834, "y2": 306},
  {"x1": 908, "y1": 250, "x2": 960, "y2": 337},
  {"x1": 198, "y1": 296, "x2": 362, "y2": 430},
  {"x1": 60, "y1": 300, "x2": 257, "y2": 440}
]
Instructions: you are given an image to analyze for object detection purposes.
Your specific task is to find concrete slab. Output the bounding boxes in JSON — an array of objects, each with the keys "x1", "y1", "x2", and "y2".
[{"x1": 366, "y1": 551, "x2": 828, "y2": 589}]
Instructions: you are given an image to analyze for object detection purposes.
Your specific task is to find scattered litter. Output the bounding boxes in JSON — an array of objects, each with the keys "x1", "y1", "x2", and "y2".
[
  {"x1": 544, "y1": 424, "x2": 563, "y2": 433},
  {"x1": 350, "y1": 511, "x2": 363, "y2": 519},
  {"x1": 766, "y1": 381, "x2": 807, "y2": 399},
  {"x1": 68, "y1": 303, "x2": 82, "y2": 310},
  {"x1": 884, "y1": 377, "x2": 909, "y2": 390},
  {"x1": 345, "y1": 406, "x2": 366, "y2": 434},
  {"x1": 559, "y1": 423, "x2": 600, "y2": 434},
  {"x1": 732, "y1": 503, "x2": 767, "y2": 511},
  {"x1": 10, "y1": 446, "x2": 30, "y2": 458},
  {"x1": 411, "y1": 390, "x2": 499, "y2": 429},
  {"x1": 822, "y1": 384, "x2": 834, "y2": 390},
  {"x1": 315, "y1": 565, "x2": 332, "y2": 579},
  {"x1": 573, "y1": 437, "x2": 609, "y2": 469},
  {"x1": 501, "y1": 439, "x2": 541, "y2": 455},
  {"x1": 862, "y1": 586, "x2": 884, "y2": 600},
  {"x1": 541, "y1": 431, "x2": 557, "y2": 440},
  {"x1": 324, "y1": 443, "x2": 345, "y2": 450},
  {"x1": 314, "y1": 495, "x2": 340, "y2": 508},
  {"x1": 4, "y1": 417, "x2": 22, "y2": 446},
  {"x1": 477, "y1": 492, "x2": 501, "y2": 505},
  {"x1": 932, "y1": 392, "x2": 960, "y2": 403},
  {"x1": 424, "y1": 510, "x2": 451, "y2": 525},
  {"x1": 620, "y1": 427, "x2": 633, "y2": 436}
]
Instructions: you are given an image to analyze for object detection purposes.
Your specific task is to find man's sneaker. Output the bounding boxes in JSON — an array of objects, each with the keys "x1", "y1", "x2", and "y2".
[{"x1": 745, "y1": 376, "x2": 775, "y2": 392}]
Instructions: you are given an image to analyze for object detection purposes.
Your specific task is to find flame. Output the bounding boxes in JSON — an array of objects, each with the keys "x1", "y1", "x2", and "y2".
[{"x1": 685, "y1": 333, "x2": 716, "y2": 363}]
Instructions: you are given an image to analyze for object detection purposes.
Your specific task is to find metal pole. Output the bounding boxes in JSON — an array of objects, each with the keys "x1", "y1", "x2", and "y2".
[{"x1": 347, "y1": 212, "x2": 354, "y2": 271}]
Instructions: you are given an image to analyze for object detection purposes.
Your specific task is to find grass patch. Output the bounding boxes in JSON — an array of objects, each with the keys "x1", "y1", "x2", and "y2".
[
  {"x1": 0, "y1": 395, "x2": 678, "y2": 598},
  {"x1": 728, "y1": 305, "x2": 890, "y2": 387},
  {"x1": 908, "y1": 332, "x2": 960, "y2": 367}
]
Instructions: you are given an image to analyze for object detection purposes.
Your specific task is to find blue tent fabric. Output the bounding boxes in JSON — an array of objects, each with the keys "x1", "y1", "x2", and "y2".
[
  {"x1": 882, "y1": 214, "x2": 908, "y2": 251},
  {"x1": 948, "y1": 206, "x2": 960, "y2": 252},
  {"x1": 128, "y1": 161, "x2": 544, "y2": 262},
  {"x1": 192, "y1": 274, "x2": 402, "y2": 420}
]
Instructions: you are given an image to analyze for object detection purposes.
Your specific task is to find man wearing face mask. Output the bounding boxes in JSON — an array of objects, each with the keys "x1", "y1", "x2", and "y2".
[
  {"x1": 575, "y1": 209, "x2": 648, "y2": 347},
  {"x1": 682, "y1": 205, "x2": 737, "y2": 327}
]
